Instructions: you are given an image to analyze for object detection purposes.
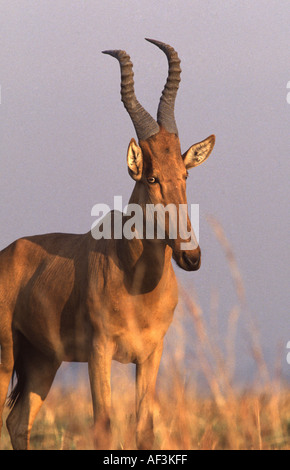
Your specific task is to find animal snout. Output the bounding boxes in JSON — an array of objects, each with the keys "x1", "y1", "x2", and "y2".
[{"x1": 182, "y1": 249, "x2": 201, "y2": 271}]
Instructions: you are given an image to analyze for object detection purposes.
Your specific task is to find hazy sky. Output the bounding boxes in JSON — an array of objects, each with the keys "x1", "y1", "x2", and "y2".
[{"x1": 1, "y1": 1, "x2": 289, "y2": 384}]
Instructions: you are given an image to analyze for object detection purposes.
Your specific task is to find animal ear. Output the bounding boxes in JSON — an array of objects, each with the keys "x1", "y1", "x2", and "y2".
[
  {"x1": 183, "y1": 135, "x2": 215, "y2": 169},
  {"x1": 127, "y1": 138, "x2": 143, "y2": 181}
]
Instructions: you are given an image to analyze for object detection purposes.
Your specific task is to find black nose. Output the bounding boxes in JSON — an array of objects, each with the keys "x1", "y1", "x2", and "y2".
[{"x1": 182, "y1": 251, "x2": 201, "y2": 271}]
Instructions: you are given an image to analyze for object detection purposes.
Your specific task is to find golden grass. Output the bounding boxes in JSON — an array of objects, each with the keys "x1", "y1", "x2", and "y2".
[
  {"x1": 1, "y1": 218, "x2": 289, "y2": 450},
  {"x1": 1, "y1": 377, "x2": 289, "y2": 450}
]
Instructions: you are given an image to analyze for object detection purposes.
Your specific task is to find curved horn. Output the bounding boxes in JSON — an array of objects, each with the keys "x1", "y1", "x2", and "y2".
[
  {"x1": 145, "y1": 39, "x2": 181, "y2": 135},
  {"x1": 102, "y1": 49, "x2": 160, "y2": 141}
]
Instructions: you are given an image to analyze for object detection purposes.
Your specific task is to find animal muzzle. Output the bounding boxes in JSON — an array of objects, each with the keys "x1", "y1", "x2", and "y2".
[
  {"x1": 169, "y1": 212, "x2": 201, "y2": 271},
  {"x1": 173, "y1": 246, "x2": 201, "y2": 271}
]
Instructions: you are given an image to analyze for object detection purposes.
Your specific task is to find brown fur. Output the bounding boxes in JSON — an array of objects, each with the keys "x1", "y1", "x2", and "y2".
[{"x1": 0, "y1": 108, "x2": 214, "y2": 450}]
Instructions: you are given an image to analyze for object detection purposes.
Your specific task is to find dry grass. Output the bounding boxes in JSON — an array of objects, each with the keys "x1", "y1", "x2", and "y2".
[
  {"x1": 1, "y1": 378, "x2": 289, "y2": 450},
  {"x1": 1, "y1": 218, "x2": 289, "y2": 450}
]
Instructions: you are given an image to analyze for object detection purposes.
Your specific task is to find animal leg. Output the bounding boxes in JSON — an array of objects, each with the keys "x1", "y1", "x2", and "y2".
[
  {"x1": 88, "y1": 338, "x2": 114, "y2": 449},
  {"x1": 136, "y1": 341, "x2": 163, "y2": 450},
  {"x1": 6, "y1": 341, "x2": 60, "y2": 450},
  {"x1": 0, "y1": 337, "x2": 14, "y2": 445}
]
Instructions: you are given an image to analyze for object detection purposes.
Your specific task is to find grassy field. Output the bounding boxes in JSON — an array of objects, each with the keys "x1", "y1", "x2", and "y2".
[
  {"x1": 1, "y1": 374, "x2": 289, "y2": 450},
  {"x1": 1, "y1": 219, "x2": 289, "y2": 450}
]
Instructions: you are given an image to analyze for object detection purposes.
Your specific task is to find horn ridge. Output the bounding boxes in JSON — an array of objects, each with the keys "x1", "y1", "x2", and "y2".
[
  {"x1": 145, "y1": 39, "x2": 181, "y2": 135},
  {"x1": 102, "y1": 49, "x2": 159, "y2": 141}
]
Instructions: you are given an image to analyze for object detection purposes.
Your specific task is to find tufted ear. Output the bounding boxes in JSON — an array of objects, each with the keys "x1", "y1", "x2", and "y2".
[
  {"x1": 183, "y1": 135, "x2": 215, "y2": 169},
  {"x1": 127, "y1": 138, "x2": 143, "y2": 181}
]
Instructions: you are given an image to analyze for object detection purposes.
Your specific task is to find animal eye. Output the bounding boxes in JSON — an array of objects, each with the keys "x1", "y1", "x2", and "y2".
[{"x1": 147, "y1": 177, "x2": 157, "y2": 184}]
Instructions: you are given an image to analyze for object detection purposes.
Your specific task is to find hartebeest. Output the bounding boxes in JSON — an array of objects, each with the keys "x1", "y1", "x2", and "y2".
[{"x1": 0, "y1": 39, "x2": 215, "y2": 450}]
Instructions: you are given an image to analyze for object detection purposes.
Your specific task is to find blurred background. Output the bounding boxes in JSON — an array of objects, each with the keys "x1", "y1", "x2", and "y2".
[{"x1": 1, "y1": 1, "x2": 289, "y2": 390}]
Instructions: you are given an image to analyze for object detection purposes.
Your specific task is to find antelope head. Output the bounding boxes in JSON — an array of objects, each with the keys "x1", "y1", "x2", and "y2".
[{"x1": 103, "y1": 39, "x2": 215, "y2": 271}]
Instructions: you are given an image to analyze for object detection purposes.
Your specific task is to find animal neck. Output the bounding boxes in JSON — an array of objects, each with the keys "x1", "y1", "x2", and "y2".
[{"x1": 115, "y1": 183, "x2": 173, "y2": 293}]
